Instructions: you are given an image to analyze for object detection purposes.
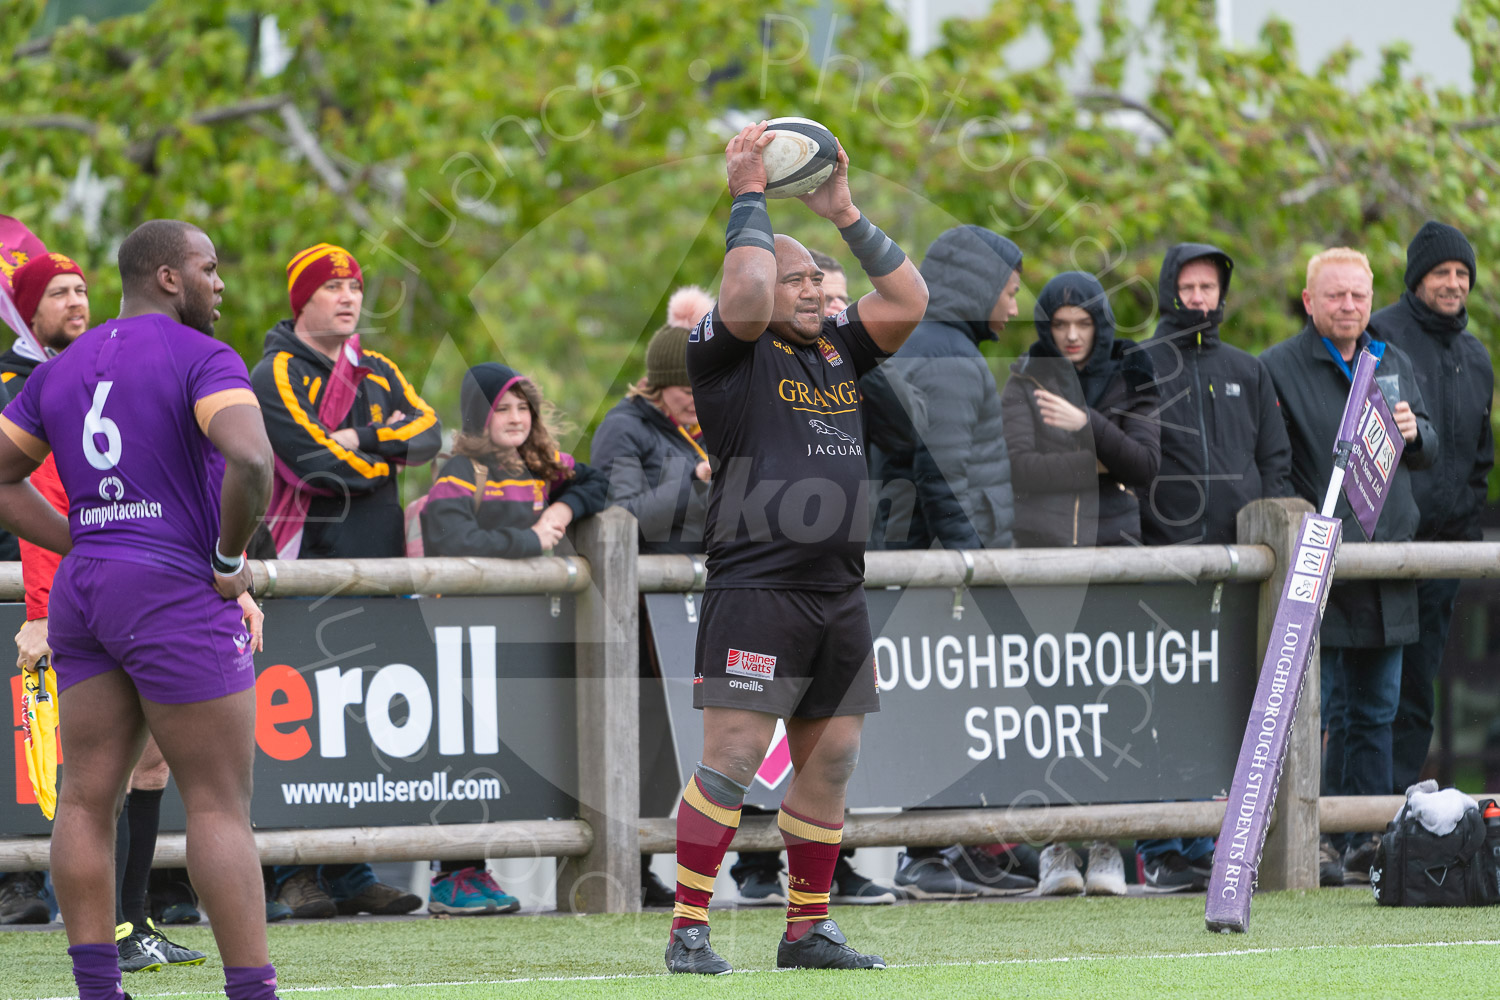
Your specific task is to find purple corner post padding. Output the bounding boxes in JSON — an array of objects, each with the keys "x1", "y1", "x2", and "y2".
[
  {"x1": 1204, "y1": 511, "x2": 1342, "y2": 933},
  {"x1": 1206, "y1": 346, "x2": 1402, "y2": 933},
  {"x1": 1338, "y1": 351, "x2": 1405, "y2": 541}
]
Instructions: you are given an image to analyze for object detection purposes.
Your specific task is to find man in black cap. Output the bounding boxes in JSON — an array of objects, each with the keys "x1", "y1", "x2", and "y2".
[{"x1": 1370, "y1": 221, "x2": 1494, "y2": 794}]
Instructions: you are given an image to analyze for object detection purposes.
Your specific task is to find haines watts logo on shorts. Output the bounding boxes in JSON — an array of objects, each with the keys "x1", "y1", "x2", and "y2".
[{"x1": 726, "y1": 647, "x2": 777, "y2": 681}]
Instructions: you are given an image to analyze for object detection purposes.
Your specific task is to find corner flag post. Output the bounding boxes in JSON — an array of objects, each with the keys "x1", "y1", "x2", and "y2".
[{"x1": 1205, "y1": 348, "x2": 1403, "y2": 932}]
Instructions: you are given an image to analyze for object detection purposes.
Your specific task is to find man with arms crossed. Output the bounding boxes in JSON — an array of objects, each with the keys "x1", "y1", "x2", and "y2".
[
  {"x1": 666, "y1": 123, "x2": 927, "y2": 973},
  {"x1": 0, "y1": 220, "x2": 278, "y2": 1000}
]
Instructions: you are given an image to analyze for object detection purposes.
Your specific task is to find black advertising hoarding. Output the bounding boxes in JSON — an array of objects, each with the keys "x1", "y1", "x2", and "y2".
[
  {"x1": 647, "y1": 582, "x2": 1259, "y2": 811},
  {"x1": 3, "y1": 596, "x2": 578, "y2": 835}
]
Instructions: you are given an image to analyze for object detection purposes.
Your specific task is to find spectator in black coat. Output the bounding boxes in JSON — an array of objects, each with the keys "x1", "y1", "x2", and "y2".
[
  {"x1": 1002, "y1": 271, "x2": 1161, "y2": 549},
  {"x1": 863, "y1": 225, "x2": 1019, "y2": 550},
  {"x1": 1139, "y1": 243, "x2": 1292, "y2": 546},
  {"x1": 591, "y1": 288, "x2": 724, "y2": 908},
  {"x1": 1001, "y1": 272, "x2": 1160, "y2": 898},
  {"x1": 591, "y1": 287, "x2": 714, "y2": 557},
  {"x1": 1369, "y1": 222, "x2": 1494, "y2": 793},
  {"x1": 1133, "y1": 242, "x2": 1294, "y2": 891},
  {"x1": 1260, "y1": 246, "x2": 1436, "y2": 885}
]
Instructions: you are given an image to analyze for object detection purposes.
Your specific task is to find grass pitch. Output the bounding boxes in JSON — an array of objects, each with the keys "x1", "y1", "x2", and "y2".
[{"x1": 11, "y1": 890, "x2": 1499, "y2": 999}]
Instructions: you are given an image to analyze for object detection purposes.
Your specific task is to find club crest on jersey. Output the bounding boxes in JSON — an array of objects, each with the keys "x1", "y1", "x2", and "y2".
[
  {"x1": 834, "y1": 307, "x2": 851, "y2": 327},
  {"x1": 816, "y1": 337, "x2": 844, "y2": 367},
  {"x1": 689, "y1": 316, "x2": 712, "y2": 343},
  {"x1": 726, "y1": 647, "x2": 776, "y2": 680}
]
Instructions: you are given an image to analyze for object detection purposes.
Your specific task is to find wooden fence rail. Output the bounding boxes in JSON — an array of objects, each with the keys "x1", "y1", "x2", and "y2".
[
  {"x1": 3, "y1": 502, "x2": 1498, "y2": 912},
  {"x1": 0, "y1": 796, "x2": 1416, "y2": 871}
]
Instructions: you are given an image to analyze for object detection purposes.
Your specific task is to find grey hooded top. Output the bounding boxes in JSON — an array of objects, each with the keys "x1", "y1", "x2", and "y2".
[{"x1": 862, "y1": 225, "x2": 1020, "y2": 550}]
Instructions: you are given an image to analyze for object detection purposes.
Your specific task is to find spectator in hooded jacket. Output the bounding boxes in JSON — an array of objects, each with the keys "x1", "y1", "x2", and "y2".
[
  {"x1": 1002, "y1": 271, "x2": 1161, "y2": 549},
  {"x1": 863, "y1": 225, "x2": 1018, "y2": 551},
  {"x1": 1135, "y1": 243, "x2": 1292, "y2": 891},
  {"x1": 864, "y1": 226, "x2": 1035, "y2": 901},
  {"x1": 1369, "y1": 223, "x2": 1494, "y2": 794},
  {"x1": 1140, "y1": 244, "x2": 1291, "y2": 546},
  {"x1": 1000, "y1": 271, "x2": 1160, "y2": 899},
  {"x1": 1260, "y1": 247, "x2": 1436, "y2": 887},
  {"x1": 420, "y1": 362, "x2": 607, "y2": 912}
]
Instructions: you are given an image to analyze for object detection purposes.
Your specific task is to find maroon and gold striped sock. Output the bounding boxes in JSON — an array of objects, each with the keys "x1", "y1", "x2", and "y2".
[
  {"x1": 779, "y1": 805, "x2": 842, "y2": 941},
  {"x1": 670, "y1": 772, "x2": 743, "y2": 934}
]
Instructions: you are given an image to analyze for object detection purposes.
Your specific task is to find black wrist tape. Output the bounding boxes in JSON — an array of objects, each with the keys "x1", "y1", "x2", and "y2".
[
  {"x1": 726, "y1": 192, "x2": 774, "y2": 254},
  {"x1": 839, "y1": 213, "x2": 906, "y2": 277}
]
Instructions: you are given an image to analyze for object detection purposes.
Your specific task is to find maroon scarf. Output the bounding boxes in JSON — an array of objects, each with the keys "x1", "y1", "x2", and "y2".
[{"x1": 266, "y1": 334, "x2": 373, "y2": 558}]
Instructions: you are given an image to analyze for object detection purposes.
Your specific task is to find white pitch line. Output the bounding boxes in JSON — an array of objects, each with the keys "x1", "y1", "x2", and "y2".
[{"x1": 28, "y1": 938, "x2": 1500, "y2": 999}]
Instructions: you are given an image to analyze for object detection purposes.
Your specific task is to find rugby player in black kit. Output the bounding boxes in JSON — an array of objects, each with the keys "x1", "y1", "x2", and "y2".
[{"x1": 665, "y1": 121, "x2": 928, "y2": 974}]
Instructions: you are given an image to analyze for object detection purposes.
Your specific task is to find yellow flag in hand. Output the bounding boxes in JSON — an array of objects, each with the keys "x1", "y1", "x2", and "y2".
[{"x1": 20, "y1": 660, "x2": 59, "y2": 820}]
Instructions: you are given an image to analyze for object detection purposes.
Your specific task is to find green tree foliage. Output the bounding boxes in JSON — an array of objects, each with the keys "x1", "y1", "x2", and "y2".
[{"x1": 3, "y1": 0, "x2": 1498, "y2": 476}]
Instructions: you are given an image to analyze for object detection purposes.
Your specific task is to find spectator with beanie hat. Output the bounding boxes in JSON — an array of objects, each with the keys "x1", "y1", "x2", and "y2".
[
  {"x1": 1371, "y1": 222, "x2": 1494, "y2": 796},
  {"x1": 591, "y1": 288, "x2": 732, "y2": 907},
  {"x1": 590, "y1": 287, "x2": 715, "y2": 557},
  {"x1": 419, "y1": 362, "x2": 607, "y2": 914},
  {"x1": 251, "y1": 242, "x2": 436, "y2": 919},
  {"x1": 252, "y1": 242, "x2": 441, "y2": 560}
]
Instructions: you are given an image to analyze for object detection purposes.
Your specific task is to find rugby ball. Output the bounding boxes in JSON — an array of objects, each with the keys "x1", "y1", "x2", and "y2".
[{"x1": 762, "y1": 117, "x2": 838, "y2": 199}]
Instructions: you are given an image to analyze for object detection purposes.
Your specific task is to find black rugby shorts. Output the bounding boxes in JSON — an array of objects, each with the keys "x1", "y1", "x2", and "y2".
[{"x1": 692, "y1": 585, "x2": 879, "y2": 718}]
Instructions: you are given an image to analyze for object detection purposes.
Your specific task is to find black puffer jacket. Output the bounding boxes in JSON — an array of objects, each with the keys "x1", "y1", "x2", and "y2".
[
  {"x1": 1138, "y1": 243, "x2": 1292, "y2": 545},
  {"x1": 588, "y1": 394, "x2": 710, "y2": 555},
  {"x1": 862, "y1": 225, "x2": 1018, "y2": 550},
  {"x1": 1001, "y1": 272, "x2": 1161, "y2": 547},
  {"x1": 1370, "y1": 292, "x2": 1494, "y2": 542},
  {"x1": 1260, "y1": 324, "x2": 1436, "y2": 648}
]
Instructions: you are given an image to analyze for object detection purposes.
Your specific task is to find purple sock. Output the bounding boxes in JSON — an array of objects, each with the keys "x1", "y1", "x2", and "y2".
[
  {"x1": 226, "y1": 964, "x2": 281, "y2": 1000},
  {"x1": 68, "y1": 943, "x2": 124, "y2": 1000}
]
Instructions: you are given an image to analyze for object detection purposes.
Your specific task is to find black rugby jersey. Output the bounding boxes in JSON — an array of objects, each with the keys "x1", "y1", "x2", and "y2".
[{"x1": 688, "y1": 301, "x2": 889, "y2": 590}]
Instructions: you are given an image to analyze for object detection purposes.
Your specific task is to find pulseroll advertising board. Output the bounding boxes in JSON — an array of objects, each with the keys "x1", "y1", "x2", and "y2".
[
  {"x1": 647, "y1": 581, "x2": 1259, "y2": 811},
  {"x1": 3, "y1": 596, "x2": 579, "y2": 835}
]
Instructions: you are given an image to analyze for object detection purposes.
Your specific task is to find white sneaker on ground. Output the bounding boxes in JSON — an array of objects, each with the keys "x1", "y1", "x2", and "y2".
[
  {"x1": 1037, "y1": 843, "x2": 1085, "y2": 896},
  {"x1": 1084, "y1": 841, "x2": 1127, "y2": 896}
]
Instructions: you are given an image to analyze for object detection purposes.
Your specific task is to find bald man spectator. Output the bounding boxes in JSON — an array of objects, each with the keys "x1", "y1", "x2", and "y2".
[{"x1": 1260, "y1": 247, "x2": 1435, "y2": 887}]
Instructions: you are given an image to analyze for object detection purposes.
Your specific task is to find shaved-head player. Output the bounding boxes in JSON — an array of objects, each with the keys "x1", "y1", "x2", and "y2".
[
  {"x1": 0, "y1": 220, "x2": 278, "y2": 1000},
  {"x1": 665, "y1": 122, "x2": 928, "y2": 974}
]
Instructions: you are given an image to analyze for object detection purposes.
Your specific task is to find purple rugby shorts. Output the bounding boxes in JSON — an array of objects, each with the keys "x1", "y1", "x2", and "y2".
[{"x1": 47, "y1": 554, "x2": 256, "y2": 704}]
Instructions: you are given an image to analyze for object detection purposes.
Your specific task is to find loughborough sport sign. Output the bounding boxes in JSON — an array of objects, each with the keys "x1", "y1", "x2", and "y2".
[
  {"x1": 1, "y1": 596, "x2": 579, "y2": 835},
  {"x1": 647, "y1": 581, "x2": 1258, "y2": 811}
]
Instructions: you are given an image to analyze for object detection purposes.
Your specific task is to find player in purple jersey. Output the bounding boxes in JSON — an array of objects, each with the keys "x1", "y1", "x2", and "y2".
[{"x1": 0, "y1": 220, "x2": 279, "y2": 1000}]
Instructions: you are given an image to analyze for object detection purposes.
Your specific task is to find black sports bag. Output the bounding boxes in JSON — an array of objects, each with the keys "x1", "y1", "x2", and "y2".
[{"x1": 1370, "y1": 796, "x2": 1500, "y2": 907}]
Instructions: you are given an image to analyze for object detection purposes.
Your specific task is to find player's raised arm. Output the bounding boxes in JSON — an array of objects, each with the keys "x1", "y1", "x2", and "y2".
[
  {"x1": 718, "y1": 121, "x2": 778, "y2": 341},
  {"x1": 204, "y1": 403, "x2": 273, "y2": 597},
  {"x1": 799, "y1": 143, "x2": 927, "y2": 353}
]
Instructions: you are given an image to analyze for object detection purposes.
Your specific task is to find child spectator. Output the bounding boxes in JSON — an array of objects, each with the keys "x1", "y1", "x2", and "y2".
[{"x1": 420, "y1": 362, "x2": 607, "y2": 912}]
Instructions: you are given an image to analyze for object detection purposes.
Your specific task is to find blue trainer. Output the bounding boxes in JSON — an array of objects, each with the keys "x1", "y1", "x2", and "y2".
[{"x1": 428, "y1": 867, "x2": 520, "y2": 915}]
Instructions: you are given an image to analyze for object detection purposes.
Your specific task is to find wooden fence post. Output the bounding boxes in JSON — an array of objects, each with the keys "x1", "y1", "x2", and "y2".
[
  {"x1": 1237, "y1": 497, "x2": 1320, "y2": 890},
  {"x1": 558, "y1": 507, "x2": 640, "y2": 913}
]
